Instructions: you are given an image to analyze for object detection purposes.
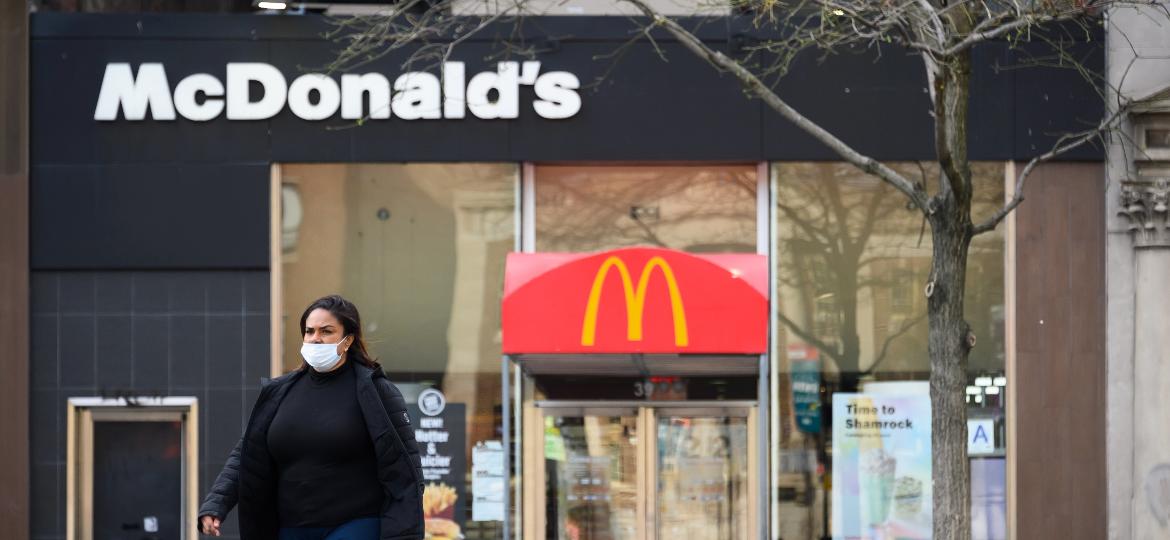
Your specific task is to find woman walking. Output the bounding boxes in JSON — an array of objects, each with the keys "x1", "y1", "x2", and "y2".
[{"x1": 198, "y1": 295, "x2": 424, "y2": 540}]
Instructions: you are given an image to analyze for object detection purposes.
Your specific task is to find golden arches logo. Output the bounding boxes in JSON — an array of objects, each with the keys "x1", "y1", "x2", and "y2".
[{"x1": 581, "y1": 256, "x2": 689, "y2": 347}]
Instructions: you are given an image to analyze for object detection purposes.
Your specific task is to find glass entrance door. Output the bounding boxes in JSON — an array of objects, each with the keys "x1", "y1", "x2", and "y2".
[
  {"x1": 655, "y1": 413, "x2": 751, "y2": 540},
  {"x1": 543, "y1": 409, "x2": 640, "y2": 540},
  {"x1": 526, "y1": 404, "x2": 756, "y2": 540}
]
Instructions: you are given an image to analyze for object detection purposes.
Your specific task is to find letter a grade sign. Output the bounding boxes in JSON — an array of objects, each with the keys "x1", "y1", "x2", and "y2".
[{"x1": 502, "y1": 248, "x2": 768, "y2": 354}]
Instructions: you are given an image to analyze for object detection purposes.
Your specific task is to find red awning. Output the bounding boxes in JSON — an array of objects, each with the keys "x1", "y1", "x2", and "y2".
[{"x1": 502, "y1": 247, "x2": 768, "y2": 354}]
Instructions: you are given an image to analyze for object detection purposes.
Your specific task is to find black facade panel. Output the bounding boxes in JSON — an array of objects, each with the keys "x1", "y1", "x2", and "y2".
[
  {"x1": 59, "y1": 273, "x2": 96, "y2": 312},
  {"x1": 95, "y1": 316, "x2": 133, "y2": 389},
  {"x1": 29, "y1": 13, "x2": 746, "y2": 42},
  {"x1": 206, "y1": 387, "x2": 244, "y2": 464},
  {"x1": 31, "y1": 314, "x2": 58, "y2": 390},
  {"x1": 243, "y1": 272, "x2": 268, "y2": 313},
  {"x1": 170, "y1": 315, "x2": 208, "y2": 388},
  {"x1": 31, "y1": 14, "x2": 1104, "y2": 170},
  {"x1": 29, "y1": 388, "x2": 58, "y2": 463},
  {"x1": 31, "y1": 164, "x2": 268, "y2": 270},
  {"x1": 94, "y1": 272, "x2": 133, "y2": 313},
  {"x1": 969, "y1": 42, "x2": 1017, "y2": 161},
  {"x1": 335, "y1": 43, "x2": 516, "y2": 162},
  {"x1": 170, "y1": 273, "x2": 209, "y2": 312},
  {"x1": 207, "y1": 272, "x2": 245, "y2": 313},
  {"x1": 265, "y1": 36, "x2": 357, "y2": 164},
  {"x1": 133, "y1": 272, "x2": 173, "y2": 314},
  {"x1": 59, "y1": 315, "x2": 96, "y2": 388},
  {"x1": 509, "y1": 42, "x2": 763, "y2": 161},
  {"x1": 207, "y1": 315, "x2": 245, "y2": 387},
  {"x1": 761, "y1": 47, "x2": 936, "y2": 161},
  {"x1": 31, "y1": 39, "x2": 272, "y2": 166},
  {"x1": 1013, "y1": 39, "x2": 1106, "y2": 161},
  {"x1": 132, "y1": 315, "x2": 170, "y2": 390},
  {"x1": 29, "y1": 270, "x2": 266, "y2": 540},
  {"x1": 245, "y1": 314, "x2": 270, "y2": 386},
  {"x1": 31, "y1": 462, "x2": 61, "y2": 538}
]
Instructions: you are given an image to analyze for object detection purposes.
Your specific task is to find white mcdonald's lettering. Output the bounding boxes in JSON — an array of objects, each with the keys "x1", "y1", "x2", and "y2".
[
  {"x1": 581, "y1": 256, "x2": 688, "y2": 347},
  {"x1": 93, "y1": 61, "x2": 581, "y2": 122}
]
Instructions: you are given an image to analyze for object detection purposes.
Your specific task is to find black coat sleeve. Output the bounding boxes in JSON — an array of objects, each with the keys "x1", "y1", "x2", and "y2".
[
  {"x1": 373, "y1": 377, "x2": 425, "y2": 539},
  {"x1": 197, "y1": 436, "x2": 242, "y2": 532}
]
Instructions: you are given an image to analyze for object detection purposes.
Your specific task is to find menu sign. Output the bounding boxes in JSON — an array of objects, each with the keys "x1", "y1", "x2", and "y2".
[{"x1": 407, "y1": 389, "x2": 467, "y2": 540}]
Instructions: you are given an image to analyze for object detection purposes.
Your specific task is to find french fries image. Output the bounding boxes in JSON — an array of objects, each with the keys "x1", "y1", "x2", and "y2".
[
  {"x1": 423, "y1": 483, "x2": 462, "y2": 540},
  {"x1": 423, "y1": 482, "x2": 458, "y2": 517}
]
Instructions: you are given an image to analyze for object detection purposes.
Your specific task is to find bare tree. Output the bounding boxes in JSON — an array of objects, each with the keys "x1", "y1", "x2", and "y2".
[{"x1": 322, "y1": 1, "x2": 1163, "y2": 538}]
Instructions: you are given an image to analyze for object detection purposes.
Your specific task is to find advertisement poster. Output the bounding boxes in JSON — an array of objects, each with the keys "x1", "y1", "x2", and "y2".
[
  {"x1": 788, "y1": 344, "x2": 822, "y2": 434},
  {"x1": 471, "y1": 440, "x2": 506, "y2": 522},
  {"x1": 407, "y1": 389, "x2": 467, "y2": 540},
  {"x1": 831, "y1": 393, "x2": 931, "y2": 540}
]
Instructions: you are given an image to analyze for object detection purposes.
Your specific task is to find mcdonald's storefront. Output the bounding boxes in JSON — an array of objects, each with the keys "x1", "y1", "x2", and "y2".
[
  {"x1": 501, "y1": 248, "x2": 772, "y2": 539},
  {"x1": 21, "y1": 11, "x2": 1109, "y2": 540}
]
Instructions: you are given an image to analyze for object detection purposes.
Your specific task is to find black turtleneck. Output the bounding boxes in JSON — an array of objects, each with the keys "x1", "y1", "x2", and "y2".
[{"x1": 266, "y1": 360, "x2": 383, "y2": 528}]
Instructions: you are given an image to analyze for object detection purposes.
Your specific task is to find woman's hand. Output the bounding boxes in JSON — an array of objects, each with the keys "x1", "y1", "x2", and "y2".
[{"x1": 200, "y1": 515, "x2": 222, "y2": 537}]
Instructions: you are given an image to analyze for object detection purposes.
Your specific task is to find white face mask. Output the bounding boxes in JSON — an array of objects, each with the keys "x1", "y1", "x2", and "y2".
[{"x1": 301, "y1": 336, "x2": 349, "y2": 372}]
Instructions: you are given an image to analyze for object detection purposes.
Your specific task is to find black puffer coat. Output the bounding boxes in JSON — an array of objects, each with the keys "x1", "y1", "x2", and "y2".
[{"x1": 198, "y1": 362, "x2": 424, "y2": 540}]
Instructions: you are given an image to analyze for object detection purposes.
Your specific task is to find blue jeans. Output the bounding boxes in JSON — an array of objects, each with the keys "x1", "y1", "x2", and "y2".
[{"x1": 277, "y1": 517, "x2": 380, "y2": 540}]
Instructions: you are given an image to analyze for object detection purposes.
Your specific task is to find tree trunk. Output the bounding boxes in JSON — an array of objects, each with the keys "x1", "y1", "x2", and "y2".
[
  {"x1": 928, "y1": 213, "x2": 973, "y2": 540},
  {"x1": 930, "y1": 47, "x2": 975, "y2": 540}
]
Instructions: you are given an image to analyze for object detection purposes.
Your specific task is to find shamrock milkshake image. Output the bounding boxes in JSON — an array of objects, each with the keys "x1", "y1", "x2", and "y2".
[{"x1": 862, "y1": 448, "x2": 897, "y2": 527}]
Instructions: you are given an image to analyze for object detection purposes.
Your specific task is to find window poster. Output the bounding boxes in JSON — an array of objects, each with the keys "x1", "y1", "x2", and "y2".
[
  {"x1": 407, "y1": 389, "x2": 467, "y2": 540},
  {"x1": 831, "y1": 393, "x2": 931, "y2": 540},
  {"x1": 471, "y1": 440, "x2": 506, "y2": 522},
  {"x1": 787, "y1": 344, "x2": 823, "y2": 433}
]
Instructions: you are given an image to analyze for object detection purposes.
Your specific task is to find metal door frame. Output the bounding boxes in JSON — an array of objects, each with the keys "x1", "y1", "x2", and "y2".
[
  {"x1": 66, "y1": 396, "x2": 198, "y2": 540},
  {"x1": 510, "y1": 161, "x2": 773, "y2": 540},
  {"x1": 523, "y1": 401, "x2": 759, "y2": 540}
]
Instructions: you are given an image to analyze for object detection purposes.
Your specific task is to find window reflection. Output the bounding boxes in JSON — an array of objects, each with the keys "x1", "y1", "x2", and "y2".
[
  {"x1": 280, "y1": 163, "x2": 516, "y2": 540},
  {"x1": 535, "y1": 165, "x2": 758, "y2": 253},
  {"x1": 772, "y1": 162, "x2": 1006, "y2": 540}
]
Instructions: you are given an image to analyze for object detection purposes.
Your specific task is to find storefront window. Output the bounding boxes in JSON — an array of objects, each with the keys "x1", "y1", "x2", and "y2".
[
  {"x1": 535, "y1": 164, "x2": 758, "y2": 253},
  {"x1": 772, "y1": 162, "x2": 1007, "y2": 540},
  {"x1": 280, "y1": 163, "x2": 517, "y2": 540}
]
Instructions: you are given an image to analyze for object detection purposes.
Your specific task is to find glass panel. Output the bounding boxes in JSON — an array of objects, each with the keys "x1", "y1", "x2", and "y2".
[
  {"x1": 771, "y1": 162, "x2": 1006, "y2": 540},
  {"x1": 656, "y1": 415, "x2": 749, "y2": 540},
  {"x1": 544, "y1": 413, "x2": 640, "y2": 540},
  {"x1": 535, "y1": 165, "x2": 758, "y2": 253},
  {"x1": 92, "y1": 421, "x2": 183, "y2": 540},
  {"x1": 280, "y1": 163, "x2": 517, "y2": 540}
]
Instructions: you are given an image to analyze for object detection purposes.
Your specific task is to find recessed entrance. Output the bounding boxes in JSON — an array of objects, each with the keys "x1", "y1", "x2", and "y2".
[
  {"x1": 523, "y1": 402, "x2": 758, "y2": 540},
  {"x1": 66, "y1": 397, "x2": 198, "y2": 540}
]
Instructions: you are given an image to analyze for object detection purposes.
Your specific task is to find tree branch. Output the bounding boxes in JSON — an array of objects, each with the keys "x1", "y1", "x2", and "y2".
[
  {"x1": 861, "y1": 312, "x2": 927, "y2": 376},
  {"x1": 972, "y1": 103, "x2": 1130, "y2": 235},
  {"x1": 618, "y1": 0, "x2": 929, "y2": 212},
  {"x1": 776, "y1": 309, "x2": 844, "y2": 366}
]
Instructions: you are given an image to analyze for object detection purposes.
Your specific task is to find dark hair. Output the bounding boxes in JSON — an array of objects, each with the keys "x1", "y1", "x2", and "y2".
[{"x1": 299, "y1": 295, "x2": 380, "y2": 371}]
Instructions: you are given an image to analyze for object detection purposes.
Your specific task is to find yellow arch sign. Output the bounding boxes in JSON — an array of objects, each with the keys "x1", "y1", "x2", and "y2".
[{"x1": 581, "y1": 256, "x2": 689, "y2": 347}]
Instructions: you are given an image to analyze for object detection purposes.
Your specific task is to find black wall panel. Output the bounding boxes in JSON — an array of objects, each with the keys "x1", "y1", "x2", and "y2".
[
  {"x1": 30, "y1": 270, "x2": 269, "y2": 540},
  {"x1": 31, "y1": 164, "x2": 268, "y2": 269},
  {"x1": 30, "y1": 14, "x2": 1106, "y2": 169},
  {"x1": 31, "y1": 39, "x2": 273, "y2": 165},
  {"x1": 1013, "y1": 40, "x2": 1106, "y2": 161},
  {"x1": 760, "y1": 46, "x2": 936, "y2": 160},
  {"x1": 507, "y1": 42, "x2": 764, "y2": 160}
]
